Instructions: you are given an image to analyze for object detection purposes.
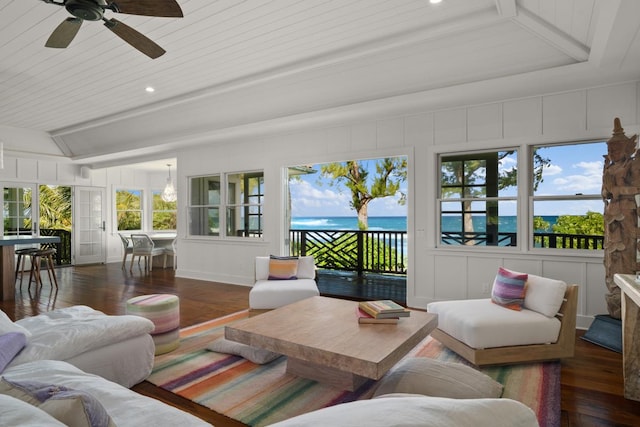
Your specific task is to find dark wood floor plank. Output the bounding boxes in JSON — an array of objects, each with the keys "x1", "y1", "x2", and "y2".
[{"x1": 2, "y1": 263, "x2": 640, "y2": 426}]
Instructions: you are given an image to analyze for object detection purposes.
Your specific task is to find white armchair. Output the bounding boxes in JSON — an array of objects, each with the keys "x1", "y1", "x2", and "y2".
[
  {"x1": 249, "y1": 256, "x2": 319, "y2": 313},
  {"x1": 427, "y1": 272, "x2": 578, "y2": 366}
]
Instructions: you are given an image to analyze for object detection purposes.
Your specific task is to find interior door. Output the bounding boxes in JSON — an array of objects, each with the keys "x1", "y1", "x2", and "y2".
[{"x1": 74, "y1": 187, "x2": 106, "y2": 264}]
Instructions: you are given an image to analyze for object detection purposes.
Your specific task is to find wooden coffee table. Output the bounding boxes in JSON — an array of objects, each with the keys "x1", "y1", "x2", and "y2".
[{"x1": 225, "y1": 296, "x2": 437, "y2": 390}]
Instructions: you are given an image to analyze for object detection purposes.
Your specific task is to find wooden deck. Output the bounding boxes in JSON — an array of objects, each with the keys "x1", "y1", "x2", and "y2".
[{"x1": 316, "y1": 270, "x2": 406, "y2": 304}]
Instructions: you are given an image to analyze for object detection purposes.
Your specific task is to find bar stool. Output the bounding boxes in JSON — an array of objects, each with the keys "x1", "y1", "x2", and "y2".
[
  {"x1": 28, "y1": 248, "x2": 59, "y2": 290},
  {"x1": 15, "y1": 247, "x2": 38, "y2": 289}
]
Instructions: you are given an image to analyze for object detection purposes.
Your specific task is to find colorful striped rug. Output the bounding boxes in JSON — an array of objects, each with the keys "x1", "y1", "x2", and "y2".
[{"x1": 148, "y1": 310, "x2": 560, "y2": 427}]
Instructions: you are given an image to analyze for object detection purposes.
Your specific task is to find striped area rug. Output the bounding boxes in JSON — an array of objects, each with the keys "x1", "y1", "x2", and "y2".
[{"x1": 148, "y1": 310, "x2": 560, "y2": 427}]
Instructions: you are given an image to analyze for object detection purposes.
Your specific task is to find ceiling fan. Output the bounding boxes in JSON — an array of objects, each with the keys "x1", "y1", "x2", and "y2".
[{"x1": 40, "y1": 0, "x2": 183, "y2": 59}]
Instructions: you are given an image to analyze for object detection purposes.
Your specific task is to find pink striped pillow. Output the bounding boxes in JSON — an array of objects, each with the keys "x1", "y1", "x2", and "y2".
[{"x1": 491, "y1": 267, "x2": 528, "y2": 311}]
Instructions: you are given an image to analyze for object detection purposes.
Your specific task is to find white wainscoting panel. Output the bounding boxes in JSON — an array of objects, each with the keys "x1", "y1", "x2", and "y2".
[
  {"x1": 434, "y1": 108, "x2": 467, "y2": 145},
  {"x1": 503, "y1": 97, "x2": 542, "y2": 138},
  {"x1": 468, "y1": 103, "x2": 503, "y2": 141}
]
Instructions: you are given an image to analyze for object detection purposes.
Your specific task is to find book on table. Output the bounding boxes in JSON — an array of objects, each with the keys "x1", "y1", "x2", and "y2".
[
  {"x1": 358, "y1": 300, "x2": 410, "y2": 319},
  {"x1": 356, "y1": 308, "x2": 399, "y2": 324}
]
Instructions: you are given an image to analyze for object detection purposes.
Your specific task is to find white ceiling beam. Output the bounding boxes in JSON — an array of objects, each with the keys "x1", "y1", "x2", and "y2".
[
  {"x1": 588, "y1": 0, "x2": 640, "y2": 68},
  {"x1": 494, "y1": 0, "x2": 517, "y2": 18},
  {"x1": 511, "y1": 8, "x2": 590, "y2": 62}
]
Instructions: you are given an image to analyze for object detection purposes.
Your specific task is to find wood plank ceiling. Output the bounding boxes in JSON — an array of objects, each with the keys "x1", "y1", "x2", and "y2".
[{"x1": 0, "y1": 0, "x2": 638, "y2": 166}]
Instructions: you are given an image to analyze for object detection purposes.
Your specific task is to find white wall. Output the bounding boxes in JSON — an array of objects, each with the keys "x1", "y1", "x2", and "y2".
[
  {"x1": 3, "y1": 81, "x2": 639, "y2": 330},
  {"x1": 175, "y1": 80, "x2": 640, "y2": 330}
]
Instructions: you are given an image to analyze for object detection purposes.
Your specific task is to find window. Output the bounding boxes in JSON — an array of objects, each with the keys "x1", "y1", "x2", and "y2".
[
  {"x1": 188, "y1": 171, "x2": 264, "y2": 238},
  {"x1": 3, "y1": 186, "x2": 33, "y2": 236},
  {"x1": 439, "y1": 151, "x2": 518, "y2": 247},
  {"x1": 531, "y1": 141, "x2": 606, "y2": 250},
  {"x1": 116, "y1": 189, "x2": 143, "y2": 231},
  {"x1": 151, "y1": 190, "x2": 177, "y2": 230}
]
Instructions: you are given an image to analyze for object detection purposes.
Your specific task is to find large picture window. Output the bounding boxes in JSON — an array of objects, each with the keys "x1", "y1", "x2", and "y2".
[
  {"x1": 188, "y1": 171, "x2": 263, "y2": 238},
  {"x1": 439, "y1": 151, "x2": 518, "y2": 247},
  {"x1": 531, "y1": 141, "x2": 606, "y2": 250}
]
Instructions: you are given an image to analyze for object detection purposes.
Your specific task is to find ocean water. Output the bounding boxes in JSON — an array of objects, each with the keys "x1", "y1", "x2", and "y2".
[
  {"x1": 291, "y1": 215, "x2": 559, "y2": 232},
  {"x1": 291, "y1": 216, "x2": 406, "y2": 231}
]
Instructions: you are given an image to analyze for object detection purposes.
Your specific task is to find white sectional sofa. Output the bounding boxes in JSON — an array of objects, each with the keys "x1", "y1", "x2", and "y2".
[
  {"x1": 1, "y1": 306, "x2": 211, "y2": 426},
  {"x1": 5, "y1": 305, "x2": 156, "y2": 387},
  {"x1": 1, "y1": 360, "x2": 211, "y2": 426}
]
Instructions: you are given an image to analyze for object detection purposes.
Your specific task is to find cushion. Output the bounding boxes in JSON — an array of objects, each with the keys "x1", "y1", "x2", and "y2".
[
  {"x1": 296, "y1": 256, "x2": 316, "y2": 280},
  {"x1": 0, "y1": 378, "x2": 115, "y2": 427},
  {"x1": 0, "y1": 394, "x2": 66, "y2": 426},
  {"x1": 207, "y1": 338, "x2": 281, "y2": 364},
  {"x1": 267, "y1": 395, "x2": 539, "y2": 427},
  {"x1": 371, "y1": 358, "x2": 503, "y2": 399},
  {"x1": 427, "y1": 299, "x2": 561, "y2": 348},
  {"x1": 491, "y1": 267, "x2": 528, "y2": 311},
  {"x1": 268, "y1": 255, "x2": 298, "y2": 280},
  {"x1": 524, "y1": 274, "x2": 567, "y2": 317},
  {"x1": 0, "y1": 332, "x2": 27, "y2": 373},
  {"x1": 0, "y1": 310, "x2": 32, "y2": 338}
]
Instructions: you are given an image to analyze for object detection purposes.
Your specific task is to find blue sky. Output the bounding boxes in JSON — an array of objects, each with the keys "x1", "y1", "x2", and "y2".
[
  {"x1": 289, "y1": 141, "x2": 608, "y2": 218},
  {"x1": 289, "y1": 159, "x2": 408, "y2": 218}
]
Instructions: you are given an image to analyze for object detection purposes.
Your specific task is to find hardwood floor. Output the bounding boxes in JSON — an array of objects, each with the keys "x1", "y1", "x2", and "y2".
[{"x1": 2, "y1": 263, "x2": 640, "y2": 427}]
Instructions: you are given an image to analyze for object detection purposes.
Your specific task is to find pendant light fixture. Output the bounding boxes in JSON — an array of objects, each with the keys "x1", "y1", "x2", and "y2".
[{"x1": 162, "y1": 163, "x2": 177, "y2": 202}]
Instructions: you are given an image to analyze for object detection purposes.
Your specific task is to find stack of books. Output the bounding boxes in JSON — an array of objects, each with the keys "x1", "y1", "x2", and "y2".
[{"x1": 356, "y1": 300, "x2": 410, "y2": 324}]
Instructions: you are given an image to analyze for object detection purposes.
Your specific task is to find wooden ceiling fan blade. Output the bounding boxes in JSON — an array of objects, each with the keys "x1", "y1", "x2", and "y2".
[
  {"x1": 104, "y1": 18, "x2": 166, "y2": 59},
  {"x1": 45, "y1": 17, "x2": 83, "y2": 48},
  {"x1": 107, "y1": 0, "x2": 183, "y2": 18}
]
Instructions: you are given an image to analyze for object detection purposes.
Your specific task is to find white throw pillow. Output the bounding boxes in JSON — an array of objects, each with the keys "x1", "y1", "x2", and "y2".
[
  {"x1": 268, "y1": 395, "x2": 539, "y2": 427},
  {"x1": 372, "y1": 358, "x2": 503, "y2": 399},
  {"x1": 524, "y1": 274, "x2": 567, "y2": 318},
  {"x1": 0, "y1": 395, "x2": 66, "y2": 427},
  {"x1": 207, "y1": 338, "x2": 281, "y2": 364},
  {"x1": 296, "y1": 256, "x2": 316, "y2": 279},
  {"x1": 0, "y1": 378, "x2": 115, "y2": 427},
  {"x1": 0, "y1": 310, "x2": 32, "y2": 338}
]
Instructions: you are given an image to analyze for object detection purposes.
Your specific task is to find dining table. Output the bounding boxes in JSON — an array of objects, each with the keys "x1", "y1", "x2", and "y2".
[{"x1": 0, "y1": 235, "x2": 61, "y2": 301}]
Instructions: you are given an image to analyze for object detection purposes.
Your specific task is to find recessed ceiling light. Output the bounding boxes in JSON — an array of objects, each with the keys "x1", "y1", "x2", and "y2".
[
  {"x1": 430, "y1": 0, "x2": 442, "y2": 4},
  {"x1": 145, "y1": 86, "x2": 155, "y2": 93}
]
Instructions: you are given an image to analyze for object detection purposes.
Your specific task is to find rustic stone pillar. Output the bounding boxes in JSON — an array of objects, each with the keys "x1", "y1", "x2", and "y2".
[{"x1": 602, "y1": 118, "x2": 639, "y2": 320}]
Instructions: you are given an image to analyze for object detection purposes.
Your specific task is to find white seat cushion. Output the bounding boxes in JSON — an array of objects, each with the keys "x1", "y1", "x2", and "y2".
[
  {"x1": 427, "y1": 298, "x2": 561, "y2": 349},
  {"x1": 249, "y1": 279, "x2": 319, "y2": 310}
]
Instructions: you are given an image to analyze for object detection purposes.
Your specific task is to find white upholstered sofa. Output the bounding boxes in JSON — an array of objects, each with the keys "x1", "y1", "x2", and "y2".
[
  {"x1": 427, "y1": 271, "x2": 578, "y2": 366},
  {"x1": 1, "y1": 306, "x2": 211, "y2": 426},
  {"x1": 3, "y1": 305, "x2": 155, "y2": 387},
  {"x1": 249, "y1": 256, "x2": 319, "y2": 312}
]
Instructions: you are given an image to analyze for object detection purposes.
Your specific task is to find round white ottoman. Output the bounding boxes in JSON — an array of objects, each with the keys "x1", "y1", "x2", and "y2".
[{"x1": 126, "y1": 294, "x2": 180, "y2": 355}]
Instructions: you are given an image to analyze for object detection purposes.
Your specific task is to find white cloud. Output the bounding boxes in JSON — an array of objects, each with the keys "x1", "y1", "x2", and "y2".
[
  {"x1": 543, "y1": 164, "x2": 562, "y2": 176},
  {"x1": 289, "y1": 180, "x2": 352, "y2": 216},
  {"x1": 574, "y1": 160, "x2": 603, "y2": 175}
]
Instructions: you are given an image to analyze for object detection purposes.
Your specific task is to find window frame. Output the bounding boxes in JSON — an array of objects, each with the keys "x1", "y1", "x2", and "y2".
[
  {"x1": 528, "y1": 140, "x2": 606, "y2": 253},
  {"x1": 437, "y1": 149, "x2": 519, "y2": 249},
  {"x1": 151, "y1": 189, "x2": 177, "y2": 231},
  {"x1": 114, "y1": 187, "x2": 144, "y2": 232},
  {"x1": 187, "y1": 170, "x2": 264, "y2": 239}
]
